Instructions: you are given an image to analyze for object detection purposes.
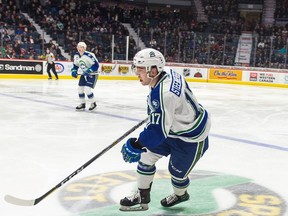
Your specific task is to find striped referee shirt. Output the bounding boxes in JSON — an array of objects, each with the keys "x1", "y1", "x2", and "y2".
[{"x1": 47, "y1": 53, "x2": 55, "y2": 64}]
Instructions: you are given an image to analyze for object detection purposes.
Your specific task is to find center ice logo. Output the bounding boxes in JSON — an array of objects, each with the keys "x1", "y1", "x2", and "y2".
[{"x1": 58, "y1": 170, "x2": 286, "y2": 215}]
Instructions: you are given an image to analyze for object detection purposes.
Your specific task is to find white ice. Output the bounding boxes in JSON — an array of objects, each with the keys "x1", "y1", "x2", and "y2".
[{"x1": 0, "y1": 79, "x2": 287, "y2": 216}]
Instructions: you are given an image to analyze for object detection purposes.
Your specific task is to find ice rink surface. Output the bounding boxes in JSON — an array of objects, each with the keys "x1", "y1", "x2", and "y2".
[{"x1": 0, "y1": 78, "x2": 287, "y2": 216}]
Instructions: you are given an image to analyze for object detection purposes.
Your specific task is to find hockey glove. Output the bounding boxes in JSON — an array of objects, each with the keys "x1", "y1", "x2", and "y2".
[
  {"x1": 71, "y1": 69, "x2": 78, "y2": 78},
  {"x1": 83, "y1": 68, "x2": 93, "y2": 76},
  {"x1": 121, "y1": 138, "x2": 146, "y2": 163}
]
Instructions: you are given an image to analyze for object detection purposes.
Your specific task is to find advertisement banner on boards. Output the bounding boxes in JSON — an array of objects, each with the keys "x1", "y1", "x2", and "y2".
[
  {"x1": 209, "y1": 68, "x2": 243, "y2": 81},
  {"x1": 283, "y1": 74, "x2": 288, "y2": 84},
  {"x1": 183, "y1": 67, "x2": 208, "y2": 79},
  {"x1": 48, "y1": 62, "x2": 132, "y2": 76},
  {"x1": 243, "y1": 70, "x2": 285, "y2": 84},
  {"x1": 0, "y1": 59, "x2": 43, "y2": 74},
  {"x1": 100, "y1": 63, "x2": 134, "y2": 76},
  {"x1": 46, "y1": 61, "x2": 73, "y2": 75},
  {"x1": 164, "y1": 66, "x2": 208, "y2": 80},
  {"x1": 118, "y1": 65, "x2": 130, "y2": 75}
]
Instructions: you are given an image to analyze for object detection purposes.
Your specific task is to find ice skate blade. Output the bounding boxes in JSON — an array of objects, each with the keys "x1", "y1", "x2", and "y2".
[
  {"x1": 75, "y1": 109, "x2": 85, "y2": 111},
  {"x1": 119, "y1": 204, "x2": 148, "y2": 211},
  {"x1": 88, "y1": 107, "x2": 97, "y2": 112},
  {"x1": 88, "y1": 104, "x2": 97, "y2": 112}
]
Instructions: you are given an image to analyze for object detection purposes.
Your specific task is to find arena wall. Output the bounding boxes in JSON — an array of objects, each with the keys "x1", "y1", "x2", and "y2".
[{"x1": 1, "y1": 59, "x2": 288, "y2": 88}]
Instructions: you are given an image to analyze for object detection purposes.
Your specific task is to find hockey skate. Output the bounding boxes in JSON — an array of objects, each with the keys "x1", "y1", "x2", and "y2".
[
  {"x1": 119, "y1": 188, "x2": 151, "y2": 211},
  {"x1": 75, "y1": 103, "x2": 85, "y2": 111},
  {"x1": 89, "y1": 102, "x2": 97, "y2": 111},
  {"x1": 160, "y1": 191, "x2": 190, "y2": 207}
]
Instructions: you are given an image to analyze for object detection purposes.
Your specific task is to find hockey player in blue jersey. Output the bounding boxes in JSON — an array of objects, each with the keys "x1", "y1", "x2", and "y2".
[
  {"x1": 120, "y1": 48, "x2": 211, "y2": 211},
  {"x1": 71, "y1": 42, "x2": 99, "y2": 111}
]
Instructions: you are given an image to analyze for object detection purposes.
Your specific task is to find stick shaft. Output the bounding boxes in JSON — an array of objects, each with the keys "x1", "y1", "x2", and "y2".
[{"x1": 5, "y1": 117, "x2": 148, "y2": 206}]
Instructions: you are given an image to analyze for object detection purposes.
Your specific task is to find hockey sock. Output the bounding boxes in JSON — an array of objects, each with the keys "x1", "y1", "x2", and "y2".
[
  {"x1": 171, "y1": 176, "x2": 190, "y2": 196},
  {"x1": 137, "y1": 162, "x2": 156, "y2": 189}
]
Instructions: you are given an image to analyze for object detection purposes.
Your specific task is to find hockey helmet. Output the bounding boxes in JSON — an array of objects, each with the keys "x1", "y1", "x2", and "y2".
[
  {"x1": 77, "y1": 42, "x2": 87, "y2": 50},
  {"x1": 132, "y1": 48, "x2": 165, "y2": 73}
]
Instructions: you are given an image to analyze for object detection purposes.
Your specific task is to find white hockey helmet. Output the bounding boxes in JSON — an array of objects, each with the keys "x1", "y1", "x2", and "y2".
[
  {"x1": 133, "y1": 48, "x2": 165, "y2": 73},
  {"x1": 77, "y1": 42, "x2": 87, "y2": 50}
]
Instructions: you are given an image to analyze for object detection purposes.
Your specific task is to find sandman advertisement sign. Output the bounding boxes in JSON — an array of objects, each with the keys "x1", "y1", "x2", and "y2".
[{"x1": 0, "y1": 60, "x2": 43, "y2": 74}]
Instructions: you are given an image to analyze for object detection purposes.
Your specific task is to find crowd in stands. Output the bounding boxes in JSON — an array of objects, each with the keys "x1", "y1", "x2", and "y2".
[
  {"x1": 0, "y1": 0, "x2": 287, "y2": 69},
  {"x1": 20, "y1": 0, "x2": 136, "y2": 62},
  {"x1": 0, "y1": 0, "x2": 65, "y2": 60},
  {"x1": 253, "y1": 23, "x2": 288, "y2": 68},
  {"x1": 126, "y1": 0, "x2": 242, "y2": 65},
  {"x1": 275, "y1": 0, "x2": 288, "y2": 20}
]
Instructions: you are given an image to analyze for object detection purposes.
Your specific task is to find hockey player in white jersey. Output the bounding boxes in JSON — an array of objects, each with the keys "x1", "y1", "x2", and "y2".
[
  {"x1": 71, "y1": 42, "x2": 99, "y2": 111},
  {"x1": 120, "y1": 48, "x2": 211, "y2": 211}
]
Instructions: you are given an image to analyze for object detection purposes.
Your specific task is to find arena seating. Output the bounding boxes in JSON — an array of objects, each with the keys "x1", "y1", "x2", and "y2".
[{"x1": 0, "y1": 0, "x2": 287, "y2": 68}]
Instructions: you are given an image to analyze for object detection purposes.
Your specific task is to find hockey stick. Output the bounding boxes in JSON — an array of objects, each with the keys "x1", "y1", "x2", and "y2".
[{"x1": 4, "y1": 117, "x2": 148, "y2": 206}]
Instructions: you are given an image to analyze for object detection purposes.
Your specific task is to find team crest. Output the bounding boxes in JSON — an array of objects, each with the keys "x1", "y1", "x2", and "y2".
[
  {"x1": 79, "y1": 60, "x2": 88, "y2": 70},
  {"x1": 152, "y1": 99, "x2": 160, "y2": 109}
]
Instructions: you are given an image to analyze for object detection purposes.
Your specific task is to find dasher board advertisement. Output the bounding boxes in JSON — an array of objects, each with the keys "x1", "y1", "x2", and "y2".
[{"x1": 0, "y1": 59, "x2": 43, "y2": 74}]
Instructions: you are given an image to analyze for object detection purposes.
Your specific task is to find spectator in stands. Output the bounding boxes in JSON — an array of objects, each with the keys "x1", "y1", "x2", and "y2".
[
  {"x1": 28, "y1": 35, "x2": 34, "y2": 44},
  {"x1": 103, "y1": 55, "x2": 110, "y2": 63},
  {"x1": 13, "y1": 40, "x2": 22, "y2": 58},
  {"x1": 55, "y1": 45, "x2": 65, "y2": 60},
  {"x1": 28, "y1": 53, "x2": 35, "y2": 60},
  {"x1": 149, "y1": 38, "x2": 157, "y2": 48},
  {"x1": 14, "y1": 34, "x2": 22, "y2": 43},
  {"x1": 39, "y1": 51, "x2": 46, "y2": 60},
  {"x1": 5, "y1": 45, "x2": 14, "y2": 59},
  {"x1": 2, "y1": 30, "x2": 11, "y2": 45}
]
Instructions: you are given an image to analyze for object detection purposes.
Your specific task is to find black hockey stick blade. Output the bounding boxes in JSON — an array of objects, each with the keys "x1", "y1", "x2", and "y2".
[{"x1": 4, "y1": 117, "x2": 148, "y2": 206}]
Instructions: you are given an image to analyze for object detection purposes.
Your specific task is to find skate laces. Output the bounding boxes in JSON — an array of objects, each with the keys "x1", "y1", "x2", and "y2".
[
  {"x1": 165, "y1": 194, "x2": 178, "y2": 204},
  {"x1": 127, "y1": 191, "x2": 140, "y2": 202}
]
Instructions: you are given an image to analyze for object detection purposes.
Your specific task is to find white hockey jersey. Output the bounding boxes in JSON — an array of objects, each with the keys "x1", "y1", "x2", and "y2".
[
  {"x1": 138, "y1": 69, "x2": 211, "y2": 149},
  {"x1": 72, "y1": 51, "x2": 99, "y2": 74}
]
